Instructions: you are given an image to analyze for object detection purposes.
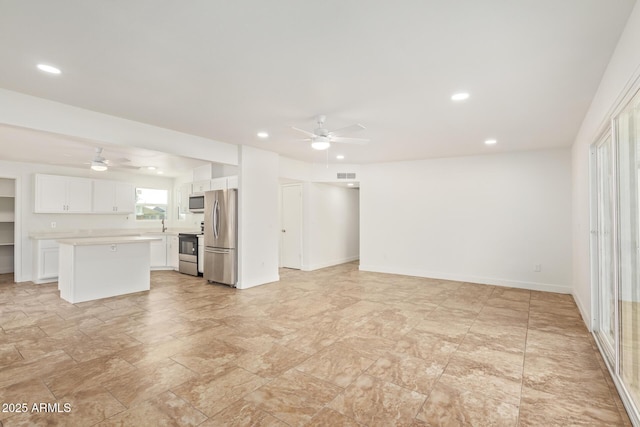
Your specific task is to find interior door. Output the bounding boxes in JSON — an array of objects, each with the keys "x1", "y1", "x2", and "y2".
[{"x1": 281, "y1": 184, "x2": 302, "y2": 269}]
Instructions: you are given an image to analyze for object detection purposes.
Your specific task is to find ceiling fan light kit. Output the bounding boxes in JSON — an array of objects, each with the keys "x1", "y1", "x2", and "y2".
[
  {"x1": 90, "y1": 161, "x2": 108, "y2": 171},
  {"x1": 311, "y1": 137, "x2": 331, "y2": 150},
  {"x1": 90, "y1": 147, "x2": 108, "y2": 171}
]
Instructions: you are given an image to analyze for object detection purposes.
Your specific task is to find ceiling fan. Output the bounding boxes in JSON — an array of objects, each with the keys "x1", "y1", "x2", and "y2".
[
  {"x1": 88, "y1": 147, "x2": 140, "y2": 172},
  {"x1": 291, "y1": 115, "x2": 368, "y2": 150}
]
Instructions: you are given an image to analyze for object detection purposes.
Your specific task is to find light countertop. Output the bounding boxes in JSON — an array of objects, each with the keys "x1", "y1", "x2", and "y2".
[
  {"x1": 30, "y1": 228, "x2": 200, "y2": 240},
  {"x1": 57, "y1": 236, "x2": 163, "y2": 246}
]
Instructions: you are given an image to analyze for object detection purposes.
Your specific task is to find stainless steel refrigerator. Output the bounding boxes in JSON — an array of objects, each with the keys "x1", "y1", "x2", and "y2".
[{"x1": 204, "y1": 189, "x2": 237, "y2": 286}]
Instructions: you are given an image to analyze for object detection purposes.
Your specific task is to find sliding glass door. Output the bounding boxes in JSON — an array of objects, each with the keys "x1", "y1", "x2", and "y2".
[
  {"x1": 616, "y1": 92, "x2": 640, "y2": 410},
  {"x1": 595, "y1": 132, "x2": 616, "y2": 364},
  {"x1": 593, "y1": 89, "x2": 640, "y2": 422}
]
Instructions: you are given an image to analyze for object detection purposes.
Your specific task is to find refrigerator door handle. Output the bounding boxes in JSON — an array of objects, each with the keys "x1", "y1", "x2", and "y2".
[
  {"x1": 205, "y1": 247, "x2": 231, "y2": 254},
  {"x1": 215, "y1": 199, "x2": 221, "y2": 239},
  {"x1": 210, "y1": 200, "x2": 215, "y2": 239},
  {"x1": 212, "y1": 199, "x2": 219, "y2": 239}
]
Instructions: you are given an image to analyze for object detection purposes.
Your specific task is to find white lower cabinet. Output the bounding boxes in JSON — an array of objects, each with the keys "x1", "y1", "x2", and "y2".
[
  {"x1": 197, "y1": 235, "x2": 204, "y2": 274},
  {"x1": 33, "y1": 239, "x2": 59, "y2": 284},
  {"x1": 146, "y1": 234, "x2": 179, "y2": 270},
  {"x1": 169, "y1": 235, "x2": 179, "y2": 270},
  {"x1": 149, "y1": 236, "x2": 167, "y2": 267},
  {"x1": 33, "y1": 233, "x2": 178, "y2": 283}
]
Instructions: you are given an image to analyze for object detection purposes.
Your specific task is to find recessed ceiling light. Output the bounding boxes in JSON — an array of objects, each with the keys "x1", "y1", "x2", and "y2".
[
  {"x1": 157, "y1": 171, "x2": 164, "y2": 174},
  {"x1": 485, "y1": 139, "x2": 497, "y2": 145},
  {"x1": 451, "y1": 92, "x2": 469, "y2": 101},
  {"x1": 146, "y1": 166, "x2": 157, "y2": 170},
  {"x1": 336, "y1": 155, "x2": 345, "y2": 160},
  {"x1": 37, "y1": 64, "x2": 61, "y2": 74},
  {"x1": 257, "y1": 131, "x2": 269, "y2": 139},
  {"x1": 347, "y1": 183, "x2": 354, "y2": 186}
]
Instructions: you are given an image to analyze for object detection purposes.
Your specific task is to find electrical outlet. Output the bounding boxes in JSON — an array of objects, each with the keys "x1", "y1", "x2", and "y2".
[
  {"x1": 534, "y1": 264, "x2": 542, "y2": 272},
  {"x1": 50, "y1": 222, "x2": 56, "y2": 229},
  {"x1": 110, "y1": 244, "x2": 117, "y2": 252}
]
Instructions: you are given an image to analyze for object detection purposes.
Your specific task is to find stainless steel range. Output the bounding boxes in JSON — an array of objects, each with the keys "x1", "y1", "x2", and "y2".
[{"x1": 178, "y1": 233, "x2": 200, "y2": 276}]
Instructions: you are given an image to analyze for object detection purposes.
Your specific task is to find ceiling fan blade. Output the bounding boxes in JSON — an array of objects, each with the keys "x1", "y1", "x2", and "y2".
[
  {"x1": 329, "y1": 123, "x2": 365, "y2": 137},
  {"x1": 111, "y1": 164, "x2": 140, "y2": 170},
  {"x1": 291, "y1": 126, "x2": 317, "y2": 138},
  {"x1": 330, "y1": 136, "x2": 369, "y2": 144}
]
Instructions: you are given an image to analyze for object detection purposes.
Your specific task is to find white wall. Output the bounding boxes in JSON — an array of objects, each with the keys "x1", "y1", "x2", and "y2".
[
  {"x1": 360, "y1": 148, "x2": 572, "y2": 293},
  {"x1": 238, "y1": 145, "x2": 279, "y2": 289},
  {"x1": 279, "y1": 155, "x2": 361, "y2": 184},
  {"x1": 302, "y1": 183, "x2": 360, "y2": 270},
  {"x1": 571, "y1": 2, "x2": 640, "y2": 327},
  {"x1": 279, "y1": 156, "x2": 311, "y2": 182},
  {"x1": 310, "y1": 163, "x2": 361, "y2": 183},
  {"x1": 0, "y1": 159, "x2": 174, "y2": 282}
]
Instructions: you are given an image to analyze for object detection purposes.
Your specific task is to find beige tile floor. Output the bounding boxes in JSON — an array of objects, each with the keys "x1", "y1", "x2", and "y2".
[{"x1": 0, "y1": 263, "x2": 632, "y2": 426}]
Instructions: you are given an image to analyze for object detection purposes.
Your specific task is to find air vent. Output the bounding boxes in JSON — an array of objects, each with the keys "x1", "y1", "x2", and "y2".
[{"x1": 337, "y1": 173, "x2": 356, "y2": 180}]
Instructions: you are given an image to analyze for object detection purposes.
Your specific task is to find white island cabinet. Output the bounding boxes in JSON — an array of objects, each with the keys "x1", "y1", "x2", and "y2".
[{"x1": 57, "y1": 236, "x2": 161, "y2": 303}]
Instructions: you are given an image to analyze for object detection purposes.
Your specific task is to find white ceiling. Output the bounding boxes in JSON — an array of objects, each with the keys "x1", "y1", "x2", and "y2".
[{"x1": 0, "y1": 0, "x2": 636, "y2": 166}]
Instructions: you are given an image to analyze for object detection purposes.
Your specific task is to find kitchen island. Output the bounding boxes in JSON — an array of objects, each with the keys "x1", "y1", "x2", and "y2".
[{"x1": 57, "y1": 235, "x2": 161, "y2": 303}]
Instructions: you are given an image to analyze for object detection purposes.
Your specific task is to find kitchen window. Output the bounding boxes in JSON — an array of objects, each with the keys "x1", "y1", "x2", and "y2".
[{"x1": 135, "y1": 188, "x2": 168, "y2": 220}]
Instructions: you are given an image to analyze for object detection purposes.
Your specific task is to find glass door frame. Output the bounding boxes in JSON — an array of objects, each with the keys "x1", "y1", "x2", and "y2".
[{"x1": 591, "y1": 127, "x2": 619, "y2": 368}]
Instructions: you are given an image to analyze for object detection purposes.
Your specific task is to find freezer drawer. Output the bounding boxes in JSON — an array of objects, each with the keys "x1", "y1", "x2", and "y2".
[{"x1": 204, "y1": 247, "x2": 236, "y2": 286}]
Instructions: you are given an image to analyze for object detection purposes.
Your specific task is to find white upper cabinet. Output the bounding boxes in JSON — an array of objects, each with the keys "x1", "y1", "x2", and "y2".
[
  {"x1": 35, "y1": 174, "x2": 137, "y2": 214},
  {"x1": 192, "y1": 180, "x2": 211, "y2": 193},
  {"x1": 177, "y1": 182, "x2": 192, "y2": 216},
  {"x1": 35, "y1": 174, "x2": 92, "y2": 213},
  {"x1": 227, "y1": 175, "x2": 238, "y2": 189},
  {"x1": 92, "y1": 180, "x2": 135, "y2": 213},
  {"x1": 209, "y1": 177, "x2": 227, "y2": 191},
  {"x1": 210, "y1": 175, "x2": 238, "y2": 191}
]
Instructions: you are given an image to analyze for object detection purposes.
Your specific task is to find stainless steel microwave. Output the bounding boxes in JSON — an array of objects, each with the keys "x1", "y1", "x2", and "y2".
[{"x1": 188, "y1": 194, "x2": 205, "y2": 213}]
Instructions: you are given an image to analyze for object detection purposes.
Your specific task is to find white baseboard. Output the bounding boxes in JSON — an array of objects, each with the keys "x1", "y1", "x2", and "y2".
[
  {"x1": 150, "y1": 266, "x2": 175, "y2": 271},
  {"x1": 33, "y1": 277, "x2": 57, "y2": 285},
  {"x1": 358, "y1": 264, "x2": 571, "y2": 294},
  {"x1": 236, "y1": 273, "x2": 280, "y2": 290},
  {"x1": 302, "y1": 256, "x2": 359, "y2": 272},
  {"x1": 572, "y1": 291, "x2": 593, "y2": 332}
]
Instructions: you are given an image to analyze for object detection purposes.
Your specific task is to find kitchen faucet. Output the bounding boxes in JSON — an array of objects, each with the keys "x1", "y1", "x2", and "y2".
[{"x1": 161, "y1": 218, "x2": 167, "y2": 233}]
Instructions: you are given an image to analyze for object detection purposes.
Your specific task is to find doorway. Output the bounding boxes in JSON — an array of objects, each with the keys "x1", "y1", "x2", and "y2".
[{"x1": 280, "y1": 183, "x2": 302, "y2": 269}]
